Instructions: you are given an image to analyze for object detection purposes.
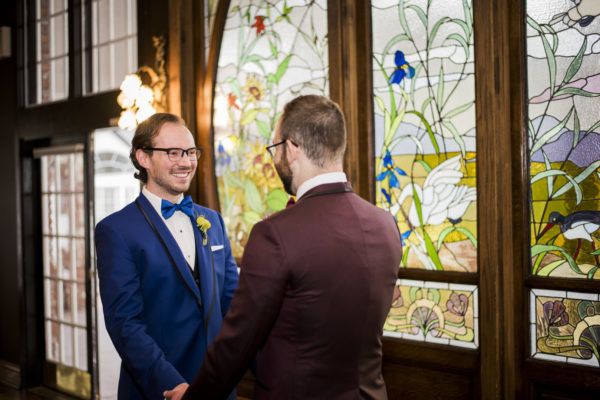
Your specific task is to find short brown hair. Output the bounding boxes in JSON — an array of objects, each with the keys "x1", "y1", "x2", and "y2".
[
  {"x1": 129, "y1": 113, "x2": 186, "y2": 183},
  {"x1": 279, "y1": 95, "x2": 346, "y2": 167}
]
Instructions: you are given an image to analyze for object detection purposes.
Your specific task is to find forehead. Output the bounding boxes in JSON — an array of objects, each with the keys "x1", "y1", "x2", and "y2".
[{"x1": 153, "y1": 122, "x2": 195, "y2": 147}]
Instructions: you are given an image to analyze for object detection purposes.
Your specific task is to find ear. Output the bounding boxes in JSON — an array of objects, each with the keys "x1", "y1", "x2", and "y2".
[
  {"x1": 285, "y1": 139, "x2": 300, "y2": 163},
  {"x1": 136, "y1": 148, "x2": 151, "y2": 169}
]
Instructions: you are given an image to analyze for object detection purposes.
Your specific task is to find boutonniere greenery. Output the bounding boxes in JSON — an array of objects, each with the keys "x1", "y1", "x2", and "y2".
[{"x1": 195, "y1": 214, "x2": 211, "y2": 246}]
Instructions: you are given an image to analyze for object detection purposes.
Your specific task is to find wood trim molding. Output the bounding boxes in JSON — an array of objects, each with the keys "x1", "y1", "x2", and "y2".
[
  {"x1": 327, "y1": 0, "x2": 373, "y2": 202},
  {"x1": 0, "y1": 360, "x2": 21, "y2": 389},
  {"x1": 195, "y1": 0, "x2": 231, "y2": 209},
  {"x1": 473, "y1": 0, "x2": 520, "y2": 398}
]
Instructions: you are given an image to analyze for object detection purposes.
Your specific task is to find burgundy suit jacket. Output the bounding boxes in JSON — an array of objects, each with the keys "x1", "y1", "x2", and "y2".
[{"x1": 184, "y1": 182, "x2": 402, "y2": 399}]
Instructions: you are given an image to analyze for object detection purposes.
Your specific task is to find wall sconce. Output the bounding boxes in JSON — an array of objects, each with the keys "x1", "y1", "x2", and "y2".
[{"x1": 117, "y1": 36, "x2": 167, "y2": 130}]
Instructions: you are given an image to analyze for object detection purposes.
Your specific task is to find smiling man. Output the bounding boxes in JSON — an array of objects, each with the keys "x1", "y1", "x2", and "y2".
[{"x1": 95, "y1": 113, "x2": 238, "y2": 399}]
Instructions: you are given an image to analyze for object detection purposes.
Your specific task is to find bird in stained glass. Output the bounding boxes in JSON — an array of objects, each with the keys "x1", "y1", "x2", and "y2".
[
  {"x1": 396, "y1": 155, "x2": 476, "y2": 227},
  {"x1": 539, "y1": 210, "x2": 600, "y2": 265}
]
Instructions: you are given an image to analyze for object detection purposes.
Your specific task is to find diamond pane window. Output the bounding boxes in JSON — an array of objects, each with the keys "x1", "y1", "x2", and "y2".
[
  {"x1": 213, "y1": 0, "x2": 329, "y2": 257},
  {"x1": 371, "y1": 0, "x2": 478, "y2": 273},
  {"x1": 527, "y1": 0, "x2": 600, "y2": 280}
]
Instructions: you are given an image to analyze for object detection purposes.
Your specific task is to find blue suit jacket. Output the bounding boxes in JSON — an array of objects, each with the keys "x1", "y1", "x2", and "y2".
[{"x1": 95, "y1": 194, "x2": 239, "y2": 399}]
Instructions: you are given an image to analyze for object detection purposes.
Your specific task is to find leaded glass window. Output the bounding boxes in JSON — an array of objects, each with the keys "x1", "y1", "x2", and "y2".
[
  {"x1": 528, "y1": 0, "x2": 600, "y2": 281},
  {"x1": 213, "y1": 0, "x2": 329, "y2": 257},
  {"x1": 372, "y1": 0, "x2": 478, "y2": 347},
  {"x1": 526, "y1": 0, "x2": 600, "y2": 369},
  {"x1": 530, "y1": 289, "x2": 600, "y2": 367}
]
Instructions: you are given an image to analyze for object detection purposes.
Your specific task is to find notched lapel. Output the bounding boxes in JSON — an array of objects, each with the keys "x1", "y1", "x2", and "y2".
[
  {"x1": 193, "y1": 222, "x2": 216, "y2": 322},
  {"x1": 136, "y1": 195, "x2": 203, "y2": 305}
]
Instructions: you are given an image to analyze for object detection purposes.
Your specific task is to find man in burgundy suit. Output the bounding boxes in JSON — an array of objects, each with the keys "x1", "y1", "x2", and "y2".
[{"x1": 165, "y1": 95, "x2": 402, "y2": 400}]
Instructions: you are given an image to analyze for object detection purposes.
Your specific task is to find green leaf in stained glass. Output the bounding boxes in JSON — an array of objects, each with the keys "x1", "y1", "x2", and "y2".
[
  {"x1": 406, "y1": 4, "x2": 427, "y2": 30},
  {"x1": 444, "y1": 101, "x2": 473, "y2": 119},
  {"x1": 563, "y1": 38, "x2": 587, "y2": 84},
  {"x1": 447, "y1": 32, "x2": 469, "y2": 59},
  {"x1": 553, "y1": 87, "x2": 600, "y2": 98},
  {"x1": 243, "y1": 210, "x2": 261, "y2": 226},
  {"x1": 240, "y1": 109, "x2": 260, "y2": 126},
  {"x1": 530, "y1": 107, "x2": 573, "y2": 155},
  {"x1": 244, "y1": 179, "x2": 265, "y2": 214},
  {"x1": 428, "y1": 17, "x2": 450, "y2": 52},
  {"x1": 255, "y1": 119, "x2": 270, "y2": 140},
  {"x1": 275, "y1": 55, "x2": 292, "y2": 84},
  {"x1": 266, "y1": 189, "x2": 288, "y2": 212}
]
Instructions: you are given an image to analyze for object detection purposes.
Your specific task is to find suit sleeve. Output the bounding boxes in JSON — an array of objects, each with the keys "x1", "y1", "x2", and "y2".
[
  {"x1": 216, "y1": 212, "x2": 238, "y2": 315},
  {"x1": 95, "y1": 220, "x2": 185, "y2": 399},
  {"x1": 183, "y1": 219, "x2": 287, "y2": 399}
]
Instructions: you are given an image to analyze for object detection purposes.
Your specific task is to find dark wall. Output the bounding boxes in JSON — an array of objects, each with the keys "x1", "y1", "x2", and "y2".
[
  {"x1": 0, "y1": 0, "x2": 169, "y2": 387},
  {"x1": 0, "y1": 1, "x2": 21, "y2": 366}
]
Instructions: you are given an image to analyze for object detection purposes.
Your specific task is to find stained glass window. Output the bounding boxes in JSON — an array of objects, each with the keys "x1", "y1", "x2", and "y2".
[
  {"x1": 385, "y1": 279, "x2": 478, "y2": 348},
  {"x1": 527, "y1": 0, "x2": 600, "y2": 280},
  {"x1": 213, "y1": 0, "x2": 329, "y2": 257},
  {"x1": 530, "y1": 288, "x2": 600, "y2": 368},
  {"x1": 372, "y1": 0, "x2": 478, "y2": 348},
  {"x1": 371, "y1": 0, "x2": 477, "y2": 273}
]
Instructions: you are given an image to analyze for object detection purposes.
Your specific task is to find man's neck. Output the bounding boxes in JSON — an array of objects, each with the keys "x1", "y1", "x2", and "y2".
[
  {"x1": 143, "y1": 185, "x2": 184, "y2": 204},
  {"x1": 295, "y1": 169, "x2": 347, "y2": 199}
]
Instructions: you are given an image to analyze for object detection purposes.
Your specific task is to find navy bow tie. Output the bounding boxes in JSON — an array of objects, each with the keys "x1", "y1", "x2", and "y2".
[{"x1": 161, "y1": 196, "x2": 194, "y2": 219}]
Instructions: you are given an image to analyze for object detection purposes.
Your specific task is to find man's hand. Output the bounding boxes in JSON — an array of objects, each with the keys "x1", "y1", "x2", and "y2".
[{"x1": 163, "y1": 382, "x2": 189, "y2": 400}]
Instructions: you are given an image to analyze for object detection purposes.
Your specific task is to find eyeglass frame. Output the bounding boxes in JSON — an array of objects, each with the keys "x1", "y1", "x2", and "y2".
[
  {"x1": 142, "y1": 146, "x2": 203, "y2": 161},
  {"x1": 266, "y1": 139, "x2": 298, "y2": 159}
]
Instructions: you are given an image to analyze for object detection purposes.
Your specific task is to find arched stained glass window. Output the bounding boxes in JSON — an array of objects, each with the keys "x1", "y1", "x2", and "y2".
[
  {"x1": 372, "y1": 0, "x2": 478, "y2": 347},
  {"x1": 527, "y1": 0, "x2": 600, "y2": 368},
  {"x1": 213, "y1": 0, "x2": 329, "y2": 258}
]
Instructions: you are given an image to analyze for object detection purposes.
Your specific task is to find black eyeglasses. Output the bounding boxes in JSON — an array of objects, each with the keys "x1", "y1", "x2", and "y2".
[
  {"x1": 142, "y1": 147, "x2": 203, "y2": 161},
  {"x1": 265, "y1": 139, "x2": 298, "y2": 159}
]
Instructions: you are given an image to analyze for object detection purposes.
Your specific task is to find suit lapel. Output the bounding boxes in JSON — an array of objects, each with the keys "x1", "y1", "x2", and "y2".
[
  {"x1": 136, "y1": 195, "x2": 203, "y2": 304},
  {"x1": 192, "y1": 210, "x2": 216, "y2": 327}
]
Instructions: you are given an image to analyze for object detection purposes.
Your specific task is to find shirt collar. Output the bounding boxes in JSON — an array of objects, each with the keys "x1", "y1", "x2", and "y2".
[
  {"x1": 296, "y1": 172, "x2": 347, "y2": 200},
  {"x1": 142, "y1": 186, "x2": 184, "y2": 216}
]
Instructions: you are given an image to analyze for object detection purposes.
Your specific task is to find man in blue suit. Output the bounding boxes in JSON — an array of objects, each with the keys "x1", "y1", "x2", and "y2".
[{"x1": 95, "y1": 113, "x2": 239, "y2": 399}]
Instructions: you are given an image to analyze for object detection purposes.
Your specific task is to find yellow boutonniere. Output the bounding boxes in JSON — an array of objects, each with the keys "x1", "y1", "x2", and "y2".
[{"x1": 196, "y1": 215, "x2": 211, "y2": 246}]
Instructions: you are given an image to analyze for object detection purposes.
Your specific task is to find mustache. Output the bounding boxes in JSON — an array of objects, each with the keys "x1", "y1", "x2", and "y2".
[{"x1": 172, "y1": 167, "x2": 193, "y2": 173}]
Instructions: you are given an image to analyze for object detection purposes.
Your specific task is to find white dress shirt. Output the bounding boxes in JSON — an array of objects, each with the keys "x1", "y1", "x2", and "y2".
[
  {"x1": 142, "y1": 187, "x2": 196, "y2": 267},
  {"x1": 296, "y1": 172, "x2": 348, "y2": 200}
]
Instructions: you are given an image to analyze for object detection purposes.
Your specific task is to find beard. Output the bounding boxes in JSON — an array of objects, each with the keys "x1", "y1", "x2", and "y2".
[{"x1": 274, "y1": 151, "x2": 294, "y2": 196}]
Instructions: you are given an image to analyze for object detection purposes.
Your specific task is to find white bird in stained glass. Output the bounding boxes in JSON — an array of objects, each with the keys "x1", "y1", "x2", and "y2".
[{"x1": 397, "y1": 155, "x2": 476, "y2": 228}]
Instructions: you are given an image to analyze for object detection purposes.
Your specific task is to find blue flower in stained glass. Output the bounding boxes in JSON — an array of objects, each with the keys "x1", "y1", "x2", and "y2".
[
  {"x1": 381, "y1": 188, "x2": 392, "y2": 205},
  {"x1": 388, "y1": 51, "x2": 415, "y2": 85},
  {"x1": 376, "y1": 150, "x2": 406, "y2": 188},
  {"x1": 400, "y1": 229, "x2": 411, "y2": 246},
  {"x1": 216, "y1": 142, "x2": 231, "y2": 167}
]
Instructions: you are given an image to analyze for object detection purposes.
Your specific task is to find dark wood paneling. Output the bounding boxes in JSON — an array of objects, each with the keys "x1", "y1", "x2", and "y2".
[
  {"x1": 383, "y1": 361, "x2": 473, "y2": 400},
  {"x1": 15, "y1": 91, "x2": 120, "y2": 141}
]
